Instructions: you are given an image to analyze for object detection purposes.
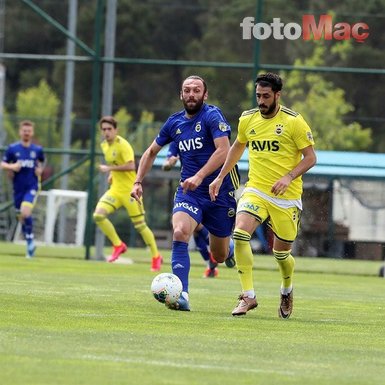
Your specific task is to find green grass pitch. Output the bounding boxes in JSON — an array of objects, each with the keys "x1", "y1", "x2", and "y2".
[{"x1": 0, "y1": 241, "x2": 384, "y2": 385}]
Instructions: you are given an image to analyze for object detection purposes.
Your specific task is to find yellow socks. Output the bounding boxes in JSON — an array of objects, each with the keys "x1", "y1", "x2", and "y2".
[
  {"x1": 93, "y1": 214, "x2": 121, "y2": 246},
  {"x1": 136, "y1": 223, "x2": 160, "y2": 258},
  {"x1": 233, "y1": 228, "x2": 254, "y2": 294},
  {"x1": 273, "y1": 249, "x2": 295, "y2": 293}
]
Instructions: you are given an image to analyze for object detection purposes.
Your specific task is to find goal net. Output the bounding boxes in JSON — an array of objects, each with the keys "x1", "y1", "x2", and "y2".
[{"x1": 13, "y1": 189, "x2": 88, "y2": 246}]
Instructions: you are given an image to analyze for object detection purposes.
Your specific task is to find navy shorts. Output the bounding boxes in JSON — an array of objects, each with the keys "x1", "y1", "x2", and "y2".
[
  {"x1": 13, "y1": 186, "x2": 39, "y2": 211},
  {"x1": 172, "y1": 187, "x2": 236, "y2": 237}
]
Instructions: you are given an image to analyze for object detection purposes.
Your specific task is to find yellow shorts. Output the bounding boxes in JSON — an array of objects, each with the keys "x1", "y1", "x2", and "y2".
[
  {"x1": 237, "y1": 191, "x2": 301, "y2": 242},
  {"x1": 96, "y1": 188, "x2": 145, "y2": 220}
]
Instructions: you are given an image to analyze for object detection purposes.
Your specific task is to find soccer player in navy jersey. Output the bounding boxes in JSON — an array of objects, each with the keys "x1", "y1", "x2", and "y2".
[
  {"x1": 1, "y1": 120, "x2": 45, "y2": 258},
  {"x1": 131, "y1": 75, "x2": 240, "y2": 311},
  {"x1": 162, "y1": 141, "x2": 235, "y2": 278}
]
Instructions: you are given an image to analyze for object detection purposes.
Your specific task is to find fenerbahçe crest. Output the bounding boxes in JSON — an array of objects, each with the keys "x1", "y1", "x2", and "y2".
[
  {"x1": 228, "y1": 208, "x2": 236, "y2": 217},
  {"x1": 195, "y1": 122, "x2": 202, "y2": 132},
  {"x1": 275, "y1": 124, "x2": 284, "y2": 135}
]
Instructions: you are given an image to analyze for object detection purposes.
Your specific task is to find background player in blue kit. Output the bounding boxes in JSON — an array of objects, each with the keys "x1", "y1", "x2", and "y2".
[
  {"x1": 162, "y1": 141, "x2": 235, "y2": 278},
  {"x1": 131, "y1": 75, "x2": 239, "y2": 311},
  {"x1": 1, "y1": 120, "x2": 45, "y2": 258}
]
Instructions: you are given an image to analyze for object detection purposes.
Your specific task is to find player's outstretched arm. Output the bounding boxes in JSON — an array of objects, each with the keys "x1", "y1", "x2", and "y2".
[
  {"x1": 99, "y1": 160, "x2": 135, "y2": 173},
  {"x1": 131, "y1": 140, "x2": 162, "y2": 202},
  {"x1": 1, "y1": 160, "x2": 21, "y2": 172},
  {"x1": 209, "y1": 139, "x2": 246, "y2": 201},
  {"x1": 162, "y1": 155, "x2": 179, "y2": 171},
  {"x1": 271, "y1": 145, "x2": 317, "y2": 196},
  {"x1": 35, "y1": 163, "x2": 44, "y2": 177},
  {"x1": 35, "y1": 157, "x2": 46, "y2": 178},
  {"x1": 181, "y1": 136, "x2": 230, "y2": 193}
]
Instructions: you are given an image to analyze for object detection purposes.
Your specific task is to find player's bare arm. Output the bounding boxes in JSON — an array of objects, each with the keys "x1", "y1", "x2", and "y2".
[
  {"x1": 162, "y1": 155, "x2": 179, "y2": 171},
  {"x1": 271, "y1": 145, "x2": 317, "y2": 196},
  {"x1": 1, "y1": 160, "x2": 21, "y2": 173},
  {"x1": 35, "y1": 160, "x2": 46, "y2": 178},
  {"x1": 131, "y1": 141, "x2": 162, "y2": 201},
  {"x1": 99, "y1": 160, "x2": 135, "y2": 173},
  {"x1": 181, "y1": 136, "x2": 230, "y2": 193},
  {"x1": 209, "y1": 139, "x2": 246, "y2": 201}
]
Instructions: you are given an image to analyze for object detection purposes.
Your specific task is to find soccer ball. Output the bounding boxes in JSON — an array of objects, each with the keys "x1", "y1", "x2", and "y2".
[{"x1": 151, "y1": 273, "x2": 182, "y2": 305}]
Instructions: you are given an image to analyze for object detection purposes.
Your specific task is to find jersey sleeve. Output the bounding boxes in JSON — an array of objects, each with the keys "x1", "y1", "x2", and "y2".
[
  {"x1": 155, "y1": 119, "x2": 172, "y2": 147},
  {"x1": 292, "y1": 114, "x2": 315, "y2": 149},
  {"x1": 207, "y1": 107, "x2": 231, "y2": 140},
  {"x1": 2, "y1": 146, "x2": 14, "y2": 163},
  {"x1": 37, "y1": 146, "x2": 45, "y2": 163},
  {"x1": 120, "y1": 140, "x2": 135, "y2": 163},
  {"x1": 236, "y1": 116, "x2": 249, "y2": 144}
]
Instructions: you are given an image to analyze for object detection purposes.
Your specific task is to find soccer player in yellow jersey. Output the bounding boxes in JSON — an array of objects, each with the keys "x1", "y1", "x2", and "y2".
[
  {"x1": 93, "y1": 116, "x2": 162, "y2": 271},
  {"x1": 209, "y1": 73, "x2": 316, "y2": 318}
]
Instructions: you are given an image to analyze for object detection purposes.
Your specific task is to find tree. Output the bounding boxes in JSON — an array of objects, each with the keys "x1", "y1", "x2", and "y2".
[
  {"x1": 283, "y1": 44, "x2": 372, "y2": 151},
  {"x1": 3, "y1": 0, "x2": 385, "y2": 152},
  {"x1": 94, "y1": 107, "x2": 159, "y2": 153},
  {"x1": 4, "y1": 79, "x2": 61, "y2": 147}
]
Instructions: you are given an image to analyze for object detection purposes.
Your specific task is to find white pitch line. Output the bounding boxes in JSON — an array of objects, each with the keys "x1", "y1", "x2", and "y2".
[{"x1": 81, "y1": 354, "x2": 295, "y2": 376}]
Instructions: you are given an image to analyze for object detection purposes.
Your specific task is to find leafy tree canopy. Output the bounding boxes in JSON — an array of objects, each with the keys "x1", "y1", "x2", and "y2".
[
  {"x1": 4, "y1": 79, "x2": 60, "y2": 147},
  {"x1": 283, "y1": 44, "x2": 372, "y2": 151}
]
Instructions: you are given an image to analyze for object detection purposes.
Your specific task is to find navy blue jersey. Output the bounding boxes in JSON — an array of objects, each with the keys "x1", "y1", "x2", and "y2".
[
  {"x1": 2, "y1": 141, "x2": 45, "y2": 192},
  {"x1": 156, "y1": 104, "x2": 239, "y2": 194}
]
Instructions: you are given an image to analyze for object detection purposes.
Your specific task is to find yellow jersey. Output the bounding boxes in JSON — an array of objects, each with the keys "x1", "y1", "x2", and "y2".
[
  {"x1": 237, "y1": 105, "x2": 314, "y2": 200},
  {"x1": 100, "y1": 135, "x2": 136, "y2": 192}
]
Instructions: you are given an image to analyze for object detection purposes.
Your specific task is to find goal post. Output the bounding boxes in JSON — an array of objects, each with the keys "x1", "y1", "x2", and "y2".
[{"x1": 13, "y1": 189, "x2": 88, "y2": 247}]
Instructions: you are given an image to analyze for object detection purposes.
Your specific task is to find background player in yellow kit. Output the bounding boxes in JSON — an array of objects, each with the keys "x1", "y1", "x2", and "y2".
[
  {"x1": 93, "y1": 116, "x2": 162, "y2": 271},
  {"x1": 210, "y1": 73, "x2": 316, "y2": 318}
]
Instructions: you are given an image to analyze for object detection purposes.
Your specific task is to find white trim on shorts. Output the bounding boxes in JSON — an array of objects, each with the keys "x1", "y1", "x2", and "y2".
[{"x1": 243, "y1": 187, "x2": 302, "y2": 210}]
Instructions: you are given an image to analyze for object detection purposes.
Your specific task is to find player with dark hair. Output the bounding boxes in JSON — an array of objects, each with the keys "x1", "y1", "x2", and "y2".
[
  {"x1": 93, "y1": 116, "x2": 162, "y2": 270},
  {"x1": 131, "y1": 75, "x2": 240, "y2": 311},
  {"x1": 210, "y1": 72, "x2": 316, "y2": 318},
  {"x1": 162, "y1": 141, "x2": 235, "y2": 278},
  {"x1": 1, "y1": 120, "x2": 45, "y2": 258}
]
